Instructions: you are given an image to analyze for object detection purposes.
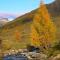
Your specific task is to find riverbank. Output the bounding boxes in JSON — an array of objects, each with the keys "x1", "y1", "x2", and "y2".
[
  {"x1": 0, "y1": 49, "x2": 47, "y2": 60},
  {"x1": 1, "y1": 48, "x2": 60, "y2": 60}
]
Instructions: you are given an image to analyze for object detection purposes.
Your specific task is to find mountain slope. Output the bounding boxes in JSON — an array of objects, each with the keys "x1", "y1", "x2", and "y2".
[
  {"x1": 0, "y1": 18, "x2": 9, "y2": 27},
  {"x1": 0, "y1": 0, "x2": 60, "y2": 50}
]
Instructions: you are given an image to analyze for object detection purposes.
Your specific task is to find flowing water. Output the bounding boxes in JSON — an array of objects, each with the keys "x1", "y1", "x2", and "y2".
[{"x1": 3, "y1": 53, "x2": 28, "y2": 60}]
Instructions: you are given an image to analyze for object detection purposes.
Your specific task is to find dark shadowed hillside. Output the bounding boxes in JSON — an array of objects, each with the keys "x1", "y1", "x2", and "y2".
[{"x1": 47, "y1": 0, "x2": 60, "y2": 17}]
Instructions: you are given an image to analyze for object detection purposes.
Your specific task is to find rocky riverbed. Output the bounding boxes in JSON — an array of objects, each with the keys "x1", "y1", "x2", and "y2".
[
  {"x1": 1, "y1": 49, "x2": 60, "y2": 60},
  {"x1": 3, "y1": 52, "x2": 47, "y2": 60},
  {"x1": 0, "y1": 49, "x2": 47, "y2": 60}
]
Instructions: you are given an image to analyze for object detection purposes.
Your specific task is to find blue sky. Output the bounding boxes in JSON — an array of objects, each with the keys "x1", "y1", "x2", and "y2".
[{"x1": 0, "y1": 0, "x2": 55, "y2": 20}]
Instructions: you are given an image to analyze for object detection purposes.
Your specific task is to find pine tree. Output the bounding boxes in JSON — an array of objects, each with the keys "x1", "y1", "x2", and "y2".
[{"x1": 30, "y1": 0, "x2": 56, "y2": 49}]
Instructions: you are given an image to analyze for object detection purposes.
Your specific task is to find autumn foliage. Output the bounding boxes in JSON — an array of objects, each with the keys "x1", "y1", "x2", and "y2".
[
  {"x1": 30, "y1": 1, "x2": 56, "y2": 49},
  {"x1": 14, "y1": 30, "x2": 21, "y2": 41}
]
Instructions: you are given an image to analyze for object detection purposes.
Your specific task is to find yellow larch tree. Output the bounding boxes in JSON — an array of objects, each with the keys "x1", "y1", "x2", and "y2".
[{"x1": 30, "y1": 0, "x2": 56, "y2": 49}]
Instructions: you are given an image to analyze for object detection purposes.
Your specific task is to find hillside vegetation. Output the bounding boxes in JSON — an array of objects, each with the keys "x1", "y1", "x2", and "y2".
[{"x1": 0, "y1": 0, "x2": 60, "y2": 51}]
